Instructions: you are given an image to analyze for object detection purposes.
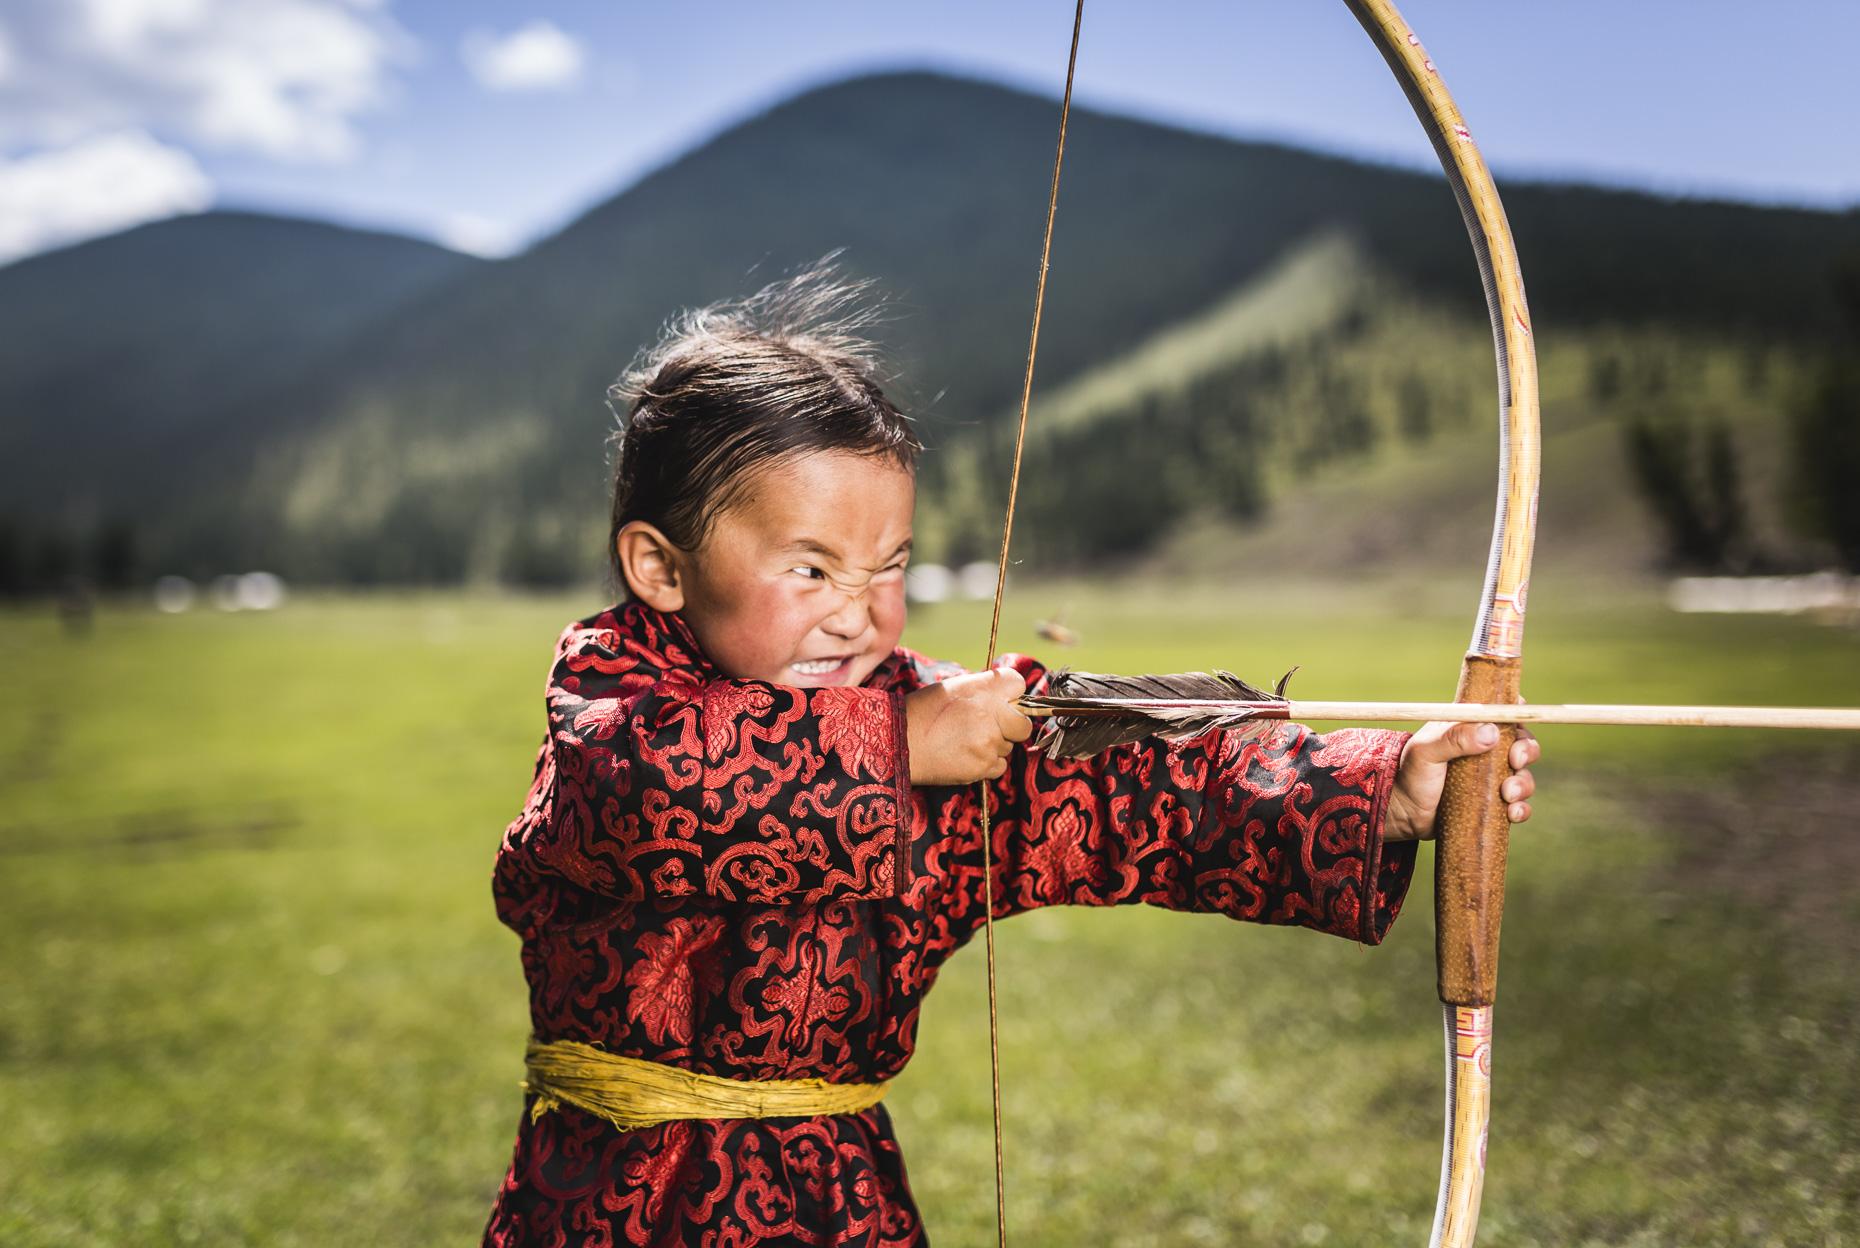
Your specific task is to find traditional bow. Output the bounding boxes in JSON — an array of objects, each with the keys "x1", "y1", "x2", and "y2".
[
  {"x1": 974, "y1": 3, "x2": 1537, "y2": 1246},
  {"x1": 1342, "y1": 4, "x2": 1539, "y2": 1244}
]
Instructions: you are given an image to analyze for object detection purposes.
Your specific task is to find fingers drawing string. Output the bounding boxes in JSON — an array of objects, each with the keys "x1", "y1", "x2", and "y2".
[{"x1": 977, "y1": 3, "x2": 1084, "y2": 1245}]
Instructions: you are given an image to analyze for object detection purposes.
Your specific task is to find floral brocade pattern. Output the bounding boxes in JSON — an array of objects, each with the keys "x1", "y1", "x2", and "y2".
[{"x1": 486, "y1": 603, "x2": 1417, "y2": 1246}]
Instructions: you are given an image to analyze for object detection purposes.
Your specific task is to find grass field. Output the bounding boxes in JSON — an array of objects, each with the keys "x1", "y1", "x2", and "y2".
[{"x1": 3, "y1": 582, "x2": 1857, "y2": 1246}]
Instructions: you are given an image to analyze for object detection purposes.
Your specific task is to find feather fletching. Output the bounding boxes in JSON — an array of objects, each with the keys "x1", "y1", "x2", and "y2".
[{"x1": 1024, "y1": 668, "x2": 1299, "y2": 758}]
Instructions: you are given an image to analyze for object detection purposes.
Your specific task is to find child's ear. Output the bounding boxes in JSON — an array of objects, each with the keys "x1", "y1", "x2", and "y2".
[{"x1": 615, "y1": 521, "x2": 686, "y2": 611}]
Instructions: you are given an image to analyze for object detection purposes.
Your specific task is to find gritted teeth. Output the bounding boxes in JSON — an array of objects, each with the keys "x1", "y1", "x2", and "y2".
[{"x1": 791, "y1": 657, "x2": 848, "y2": 675}]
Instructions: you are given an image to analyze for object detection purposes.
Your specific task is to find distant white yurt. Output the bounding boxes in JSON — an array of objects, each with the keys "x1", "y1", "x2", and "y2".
[
  {"x1": 237, "y1": 572, "x2": 287, "y2": 611},
  {"x1": 905, "y1": 564, "x2": 953, "y2": 604},
  {"x1": 153, "y1": 576, "x2": 197, "y2": 613},
  {"x1": 957, "y1": 561, "x2": 999, "y2": 601}
]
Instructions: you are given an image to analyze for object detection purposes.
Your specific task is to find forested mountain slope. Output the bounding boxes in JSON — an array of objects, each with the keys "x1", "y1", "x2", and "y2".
[{"x1": 4, "y1": 72, "x2": 1853, "y2": 585}]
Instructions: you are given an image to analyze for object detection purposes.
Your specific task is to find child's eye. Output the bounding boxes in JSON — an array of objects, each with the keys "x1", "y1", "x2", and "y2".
[{"x1": 791, "y1": 565, "x2": 827, "y2": 581}]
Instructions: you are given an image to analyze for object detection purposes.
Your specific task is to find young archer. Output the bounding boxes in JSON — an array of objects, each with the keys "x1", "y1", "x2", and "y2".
[{"x1": 485, "y1": 276, "x2": 1539, "y2": 1246}]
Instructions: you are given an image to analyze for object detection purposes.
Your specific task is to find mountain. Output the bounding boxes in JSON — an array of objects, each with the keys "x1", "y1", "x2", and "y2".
[
  {"x1": 1005, "y1": 232, "x2": 1829, "y2": 582},
  {"x1": 2, "y1": 72, "x2": 1856, "y2": 587},
  {"x1": 0, "y1": 212, "x2": 480, "y2": 520}
]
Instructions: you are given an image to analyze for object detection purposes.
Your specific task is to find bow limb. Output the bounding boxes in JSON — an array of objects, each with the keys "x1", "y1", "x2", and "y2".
[{"x1": 1342, "y1": 3, "x2": 1542, "y2": 1246}]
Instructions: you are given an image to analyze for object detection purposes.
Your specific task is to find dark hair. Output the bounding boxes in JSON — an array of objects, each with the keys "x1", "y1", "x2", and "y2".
[{"x1": 606, "y1": 265, "x2": 923, "y2": 593}]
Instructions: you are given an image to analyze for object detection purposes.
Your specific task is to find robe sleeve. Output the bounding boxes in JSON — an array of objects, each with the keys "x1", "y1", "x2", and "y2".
[
  {"x1": 500, "y1": 616, "x2": 914, "y2": 906},
  {"x1": 917, "y1": 655, "x2": 1417, "y2": 946}
]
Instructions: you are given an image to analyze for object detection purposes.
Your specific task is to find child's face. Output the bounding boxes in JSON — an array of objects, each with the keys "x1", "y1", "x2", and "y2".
[{"x1": 675, "y1": 451, "x2": 914, "y2": 689}]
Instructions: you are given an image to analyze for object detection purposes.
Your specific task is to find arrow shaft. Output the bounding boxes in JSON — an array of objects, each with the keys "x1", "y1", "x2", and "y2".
[{"x1": 1019, "y1": 698, "x2": 1860, "y2": 730}]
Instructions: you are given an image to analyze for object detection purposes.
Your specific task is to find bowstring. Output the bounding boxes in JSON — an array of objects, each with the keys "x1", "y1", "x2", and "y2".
[{"x1": 978, "y1": 3, "x2": 1084, "y2": 1244}]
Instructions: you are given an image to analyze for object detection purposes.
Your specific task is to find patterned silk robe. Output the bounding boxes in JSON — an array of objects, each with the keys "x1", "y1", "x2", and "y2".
[{"x1": 485, "y1": 602, "x2": 1418, "y2": 1247}]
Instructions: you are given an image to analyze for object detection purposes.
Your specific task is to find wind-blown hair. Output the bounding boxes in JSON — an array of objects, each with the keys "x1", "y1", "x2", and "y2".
[{"x1": 606, "y1": 264, "x2": 922, "y2": 593}]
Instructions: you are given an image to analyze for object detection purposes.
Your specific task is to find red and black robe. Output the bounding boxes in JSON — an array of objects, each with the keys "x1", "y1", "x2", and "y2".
[{"x1": 485, "y1": 602, "x2": 1417, "y2": 1246}]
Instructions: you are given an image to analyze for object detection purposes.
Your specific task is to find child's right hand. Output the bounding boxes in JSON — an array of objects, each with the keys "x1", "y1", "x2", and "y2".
[{"x1": 904, "y1": 669, "x2": 1032, "y2": 785}]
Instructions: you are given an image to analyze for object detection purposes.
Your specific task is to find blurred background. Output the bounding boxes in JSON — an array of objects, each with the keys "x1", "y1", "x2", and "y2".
[{"x1": 2, "y1": 1, "x2": 1857, "y2": 1244}]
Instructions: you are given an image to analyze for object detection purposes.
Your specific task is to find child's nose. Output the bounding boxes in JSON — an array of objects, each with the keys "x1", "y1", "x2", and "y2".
[{"x1": 822, "y1": 589, "x2": 872, "y2": 638}]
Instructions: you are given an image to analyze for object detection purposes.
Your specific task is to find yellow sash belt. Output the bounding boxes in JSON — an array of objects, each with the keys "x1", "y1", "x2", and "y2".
[{"x1": 523, "y1": 1038, "x2": 890, "y2": 1131}]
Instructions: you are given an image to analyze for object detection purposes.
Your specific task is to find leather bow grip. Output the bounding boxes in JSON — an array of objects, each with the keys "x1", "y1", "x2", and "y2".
[{"x1": 1433, "y1": 654, "x2": 1522, "y2": 1006}]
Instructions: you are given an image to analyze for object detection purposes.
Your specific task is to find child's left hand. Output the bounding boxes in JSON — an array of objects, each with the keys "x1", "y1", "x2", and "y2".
[{"x1": 1384, "y1": 722, "x2": 1541, "y2": 842}]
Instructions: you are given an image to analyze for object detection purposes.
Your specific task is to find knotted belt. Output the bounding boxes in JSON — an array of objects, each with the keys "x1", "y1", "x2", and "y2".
[{"x1": 523, "y1": 1038, "x2": 891, "y2": 1131}]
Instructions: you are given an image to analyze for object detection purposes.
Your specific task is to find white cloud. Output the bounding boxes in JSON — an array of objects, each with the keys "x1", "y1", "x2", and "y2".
[
  {"x1": 0, "y1": 130, "x2": 212, "y2": 263},
  {"x1": 461, "y1": 21, "x2": 585, "y2": 93},
  {"x1": 436, "y1": 212, "x2": 522, "y2": 258},
  {"x1": 0, "y1": 0, "x2": 402, "y2": 162}
]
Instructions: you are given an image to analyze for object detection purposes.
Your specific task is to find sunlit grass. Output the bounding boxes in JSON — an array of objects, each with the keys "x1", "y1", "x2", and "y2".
[{"x1": 2, "y1": 586, "x2": 1856, "y2": 1245}]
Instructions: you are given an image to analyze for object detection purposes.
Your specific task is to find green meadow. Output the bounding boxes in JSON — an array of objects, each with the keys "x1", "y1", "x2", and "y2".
[{"x1": 2, "y1": 584, "x2": 1857, "y2": 1246}]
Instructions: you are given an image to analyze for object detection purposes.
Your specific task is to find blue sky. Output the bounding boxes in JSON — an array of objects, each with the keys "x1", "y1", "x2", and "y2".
[{"x1": 1, "y1": 0, "x2": 1855, "y2": 264}]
